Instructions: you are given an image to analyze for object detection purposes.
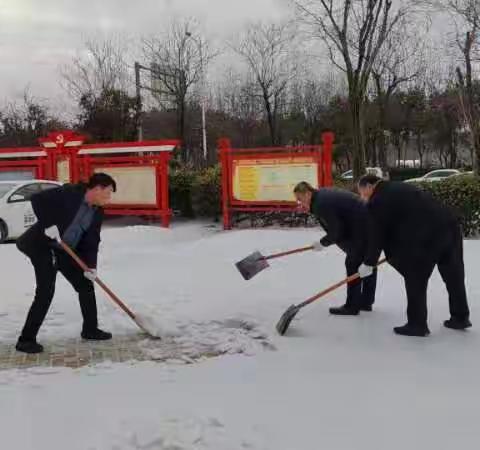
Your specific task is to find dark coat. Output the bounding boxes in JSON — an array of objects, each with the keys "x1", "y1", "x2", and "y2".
[
  {"x1": 16, "y1": 183, "x2": 104, "y2": 268},
  {"x1": 364, "y1": 181, "x2": 459, "y2": 272},
  {"x1": 310, "y1": 188, "x2": 368, "y2": 254}
]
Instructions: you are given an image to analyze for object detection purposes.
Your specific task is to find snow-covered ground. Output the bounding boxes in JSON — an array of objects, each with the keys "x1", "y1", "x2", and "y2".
[{"x1": 1, "y1": 221, "x2": 480, "y2": 450}]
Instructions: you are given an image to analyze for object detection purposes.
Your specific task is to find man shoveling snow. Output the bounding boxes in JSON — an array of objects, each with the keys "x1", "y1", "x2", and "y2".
[{"x1": 15, "y1": 173, "x2": 117, "y2": 354}]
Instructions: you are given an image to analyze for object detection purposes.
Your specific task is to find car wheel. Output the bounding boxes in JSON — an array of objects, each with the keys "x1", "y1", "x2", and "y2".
[{"x1": 0, "y1": 220, "x2": 8, "y2": 243}]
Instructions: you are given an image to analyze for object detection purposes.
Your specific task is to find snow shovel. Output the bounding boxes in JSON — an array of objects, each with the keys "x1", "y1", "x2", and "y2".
[
  {"x1": 59, "y1": 240, "x2": 161, "y2": 339},
  {"x1": 276, "y1": 258, "x2": 387, "y2": 336},
  {"x1": 236, "y1": 245, "x2": 314, "y2": 281}
]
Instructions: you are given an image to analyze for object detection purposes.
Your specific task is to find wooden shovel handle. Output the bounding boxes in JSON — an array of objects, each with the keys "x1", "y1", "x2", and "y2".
[
  {"x1": 265, "y1": 246, "x2": 314, "y2": 260},
  {"x1": 59, "y1": 240, "x2": 136, "y2": 320},
  {"x1": 299, "y1": 258, "x2": 387, "y2": 308}
]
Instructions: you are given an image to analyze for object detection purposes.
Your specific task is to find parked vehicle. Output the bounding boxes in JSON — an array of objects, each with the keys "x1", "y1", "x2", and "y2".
[
  {"x1": 404, "y1": 169, "x2": 460, "y2": 183},
  {"x1": 340, "y1": 167, "x2": 384, "y2": 181},
  {"x1": 0, "y1": 180, "x2": 62, "y2": 242},
  {"x1": 455, "y1": 171, "x2": 474, "y2": 177}
]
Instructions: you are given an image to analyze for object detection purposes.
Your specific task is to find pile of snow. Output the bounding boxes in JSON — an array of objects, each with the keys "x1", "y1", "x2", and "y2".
[{"x1": 1, "y1": 221, "x2": 480, "y2": 450}]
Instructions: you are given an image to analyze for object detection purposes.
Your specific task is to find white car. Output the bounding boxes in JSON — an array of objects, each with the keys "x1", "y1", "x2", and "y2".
[
  {"x1": 0, "y1": 180, "x2": 62, "y2": 242},
  {"x1": 340, "y1": 167, "x2": 383, "y2": 180},
  {"x1": 404, "y1": 169, "x2": 460, "y2": 183}
]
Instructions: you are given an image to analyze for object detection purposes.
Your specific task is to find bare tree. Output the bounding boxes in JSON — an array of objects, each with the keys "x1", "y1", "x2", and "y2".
[
  {"x1": 232, "y1": 21, "x2": 301, "y2": 145},
  {"x1": 213, "y1": 70, "x2": 264, "y2": 146},
  {"x1": 292, "y1": 0, "x2": 420, "y2": 179},
  {"x1": 60, "y1": 35, "x2": 130, "y2": 101},
  {"x1": 142, "y1": 18, "x2": 215, "y2": 161},
  {"x1": 371, "y1": 22, "x2": 428, "y2": 167},
  {"x1": 438, "y1": 0, "x2": 480, "y2": 173},
  {"x1": 0, "y1": 88, "x2": 61, "y2": 146}
]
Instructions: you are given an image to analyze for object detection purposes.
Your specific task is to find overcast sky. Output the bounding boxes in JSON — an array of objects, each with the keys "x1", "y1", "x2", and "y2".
[
  {"x1": 0, "y1": 0, "x2": 289, "y2": 111},
  {"x1": 0, "y1": 0, "x2": 453, "y2": 118}
]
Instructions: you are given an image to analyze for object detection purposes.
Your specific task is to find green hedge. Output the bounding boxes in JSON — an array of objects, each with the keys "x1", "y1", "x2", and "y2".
[
  {"x1": 388, "y1": 168, "x2": 430, "y2": 181},
  {"x1": 169, "y1": 167, "x2": 196, "y2": 217},
  {"x1": 169, "y1": 165, "x2": 221, "y2": 219},
  {"x1": 170, "y1": 167, "x2": 480, "y2": 237},
  {"x1": 192, "y1": 165, "x2": 222, "y2": 219},
  {"x1": 417, "y1": 175, "x2": 480, "y2": 237}
]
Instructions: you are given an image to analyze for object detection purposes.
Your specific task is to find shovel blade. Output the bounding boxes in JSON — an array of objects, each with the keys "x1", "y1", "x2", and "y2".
[
  {"x1": 235, "y1": 251, "x2": 270, "y2": 281},
  {"x1": 276, "y1": 304, "x2": 301, "y2": 336}
]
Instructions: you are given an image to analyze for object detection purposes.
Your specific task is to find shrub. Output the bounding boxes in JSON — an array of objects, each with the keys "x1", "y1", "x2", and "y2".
[
  {"x1": 334, "y1": 177, "x2": 356, "y2": 192},
  {"x1": 388, "y1": 168, "x2": 430, "y2": 181},
  {"x1": 417, "y1": 175, "x2": 480, "y2": 237},
  {"x1": 169, "y1": 167, "x2": 196, "y2": 217},
  {"x1": 191, "y1": 165, "x2": 222, "y2": 220}
]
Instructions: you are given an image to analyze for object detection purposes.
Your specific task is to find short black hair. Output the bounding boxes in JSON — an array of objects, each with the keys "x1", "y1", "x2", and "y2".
[
  {"x1": 293, "y1": 181, "x2": 316, "y2": 194},
  {"x1": 358, "y1": 174, "x2": 382, "y2": 187},
  {"x1": 87, "y1": 173, "x2": 117, "y2": 192}
]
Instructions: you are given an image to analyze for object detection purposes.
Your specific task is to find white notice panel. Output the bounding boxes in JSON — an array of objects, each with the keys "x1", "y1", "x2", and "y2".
[
  {"x1": 57, "y1": 159, "x2": 70, "y2": 184},
  {"x1": 94, "y1": 166, "x2": 157, "y2": 206}
]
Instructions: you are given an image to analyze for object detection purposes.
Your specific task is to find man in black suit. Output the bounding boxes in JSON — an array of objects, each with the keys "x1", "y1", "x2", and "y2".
[
  {"x1": 358, "y1": 174, "x2": 471, "y2": 337},
  {"x1": 16, "y1": 173, "x2": 117, "y2": 354},
  {"x1": 294, "y1": 182, "x2": 377, "y2": 316}
]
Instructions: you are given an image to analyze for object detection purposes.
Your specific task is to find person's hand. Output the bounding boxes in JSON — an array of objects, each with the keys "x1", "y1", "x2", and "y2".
[
  {"x1": 45, "y1": 226, "x2": 60, "y2": 242},
  {"x1": 358, "y1": 264, "x2": 374, "y2": 279},
  {"x1": 312, "y1": 241, "x2": 326, "y2": 252},
  {"x1": 84, "y1": 269, "x2": 97, "y2": 282}
]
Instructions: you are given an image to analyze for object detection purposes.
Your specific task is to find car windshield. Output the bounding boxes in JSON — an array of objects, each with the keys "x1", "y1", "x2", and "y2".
[
  {"x1": 0, "y1": 184, "x2": 16, "y2": 198},
  {"x1": 425, "y1": 171, "x2": 453, "y2": 178}
]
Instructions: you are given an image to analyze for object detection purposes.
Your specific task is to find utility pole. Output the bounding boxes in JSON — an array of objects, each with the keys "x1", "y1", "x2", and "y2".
[
  {"x1": 200, "y1": 40, "x2": 207, "y2": 162},
  {"x1": 186, "y1": 31, "x2": 208, "y2": 161},
  {"x1": 134, "y1": 62, "x2": 143, "y2": 142}
]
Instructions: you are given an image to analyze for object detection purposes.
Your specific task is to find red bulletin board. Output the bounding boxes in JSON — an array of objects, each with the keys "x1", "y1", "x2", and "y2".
[{"x1": 219, "y1": 132, "x2": 334, "y2": 230}]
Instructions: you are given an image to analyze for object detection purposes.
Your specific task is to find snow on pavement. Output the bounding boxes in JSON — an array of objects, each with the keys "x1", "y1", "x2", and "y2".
[{"x1": 1, "y1": 221, "x2": 480, "y2": 449}]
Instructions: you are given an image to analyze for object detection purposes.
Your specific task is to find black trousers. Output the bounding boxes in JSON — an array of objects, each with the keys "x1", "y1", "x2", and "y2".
[
  {"x1": 20, "y1": 249, "x2": 98, "y2": 341},
  {"x1": 399, "y1": 225, "x2": 470, "y2": 327},
  {"x1": 345, "y1": 251, "x2": 378, "y2": 309}
]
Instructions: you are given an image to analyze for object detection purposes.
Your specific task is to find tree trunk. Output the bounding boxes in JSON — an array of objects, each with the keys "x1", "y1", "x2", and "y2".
[
  {"x1": 371, "y1": 140, "x2": 378, "y2": 167},
  {"x1": 416, "y1": 132, "x2": 424, "y2": 168},
  {"x1": 177, "y1": 97, "x2": 187, "y2": 163},
  {"x1": 474, "y1": 130, "x2": 480, "y2": 174},
  {"x1": 350, "y1": 95, "x2": 366, "y2": 180},
  {"x1": 263, "y1": 90, "x2": 276, "y2": 146},
  {"x1": 449, "y1": 132, "x2": 457, "y2": 168}
]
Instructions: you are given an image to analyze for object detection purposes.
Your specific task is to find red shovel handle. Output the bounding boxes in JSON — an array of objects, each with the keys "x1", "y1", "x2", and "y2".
[
  {"x1": 299, "y1": 258, "x2": 387, "y2": 308},
  {"x1": 265, "y1": 246, "x2": 314, "y2": 261},
  {"x1": 59, "y1": 240, "x2": 136, "y2": 320}
]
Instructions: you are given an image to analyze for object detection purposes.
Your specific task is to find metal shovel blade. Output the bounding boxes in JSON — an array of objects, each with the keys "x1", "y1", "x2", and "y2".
[
  {"x1": 235, "y1": 251, "x2": 270, "y2": 281},
  {"x1": 276, "y1": 304, "x2": 301, "y2": 336}
]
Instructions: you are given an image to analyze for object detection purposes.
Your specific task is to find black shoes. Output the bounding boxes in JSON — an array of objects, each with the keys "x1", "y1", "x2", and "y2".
[
  {"x1": 16, "y1": 339, "x2": 44, "y2": 354},
  {"x1": 329, "y1": 305, "x2": 359, "y2": 316},
  {"x1": 359, "y1": 305, "x2": 373, "y2": 312},
  {"x1": 329, "y1": 304, "x2": 373, "y2": 316},
  {"x1": 81, "y1": 328, "x2": 113, "y2": 341},
  {"x1": 394, "y1": 323, "x2": 430, "y2": 337},
  {"x1": 394, "y1": 319, "x2": 472, "y2": 337},
  {"x1": 444, "y1": 318, "x2": 472, "y2": 330}
]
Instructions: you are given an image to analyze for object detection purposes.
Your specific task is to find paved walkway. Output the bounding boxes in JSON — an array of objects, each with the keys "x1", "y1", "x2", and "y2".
[
  {"x1": 0, "y1": 335, "x2": 149, "y2": 370},
  {"x1": 0, "y1": 334, "x2": 229, "y2": 371}
]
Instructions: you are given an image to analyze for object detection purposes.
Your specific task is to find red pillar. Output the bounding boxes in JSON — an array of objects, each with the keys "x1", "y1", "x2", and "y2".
[
  {"x1": 321, "y1": 132, "x2": 335, "y2": 187},
  {"x1": 160, "y1": 153, "x2": 171, "y2": 228},
  {"x1": 218, "y1": 138, "x2": 232, "y2": 230}
]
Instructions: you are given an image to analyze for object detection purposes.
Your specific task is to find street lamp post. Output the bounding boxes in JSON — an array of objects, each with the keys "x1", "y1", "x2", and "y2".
[
  {"x1": 134, "y1": 62, "x2": 177, "y2": 142},
  {"x1": 134, "y1": 62, "x2": 143, "y2": 142},
  {"x1": 186, "y1": 31, "x2": 208, "y2": 161}
]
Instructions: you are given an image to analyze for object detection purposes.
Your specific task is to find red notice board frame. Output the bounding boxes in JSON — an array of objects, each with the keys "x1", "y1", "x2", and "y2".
[
  {"x1": 219, "y1": 132, "x2": 334, "y2": 230},
  {"x1": 0, "y1": 147, "x2": 50, "y2": 180},
  {"x1": 74, "y1": 140, "x2": 180, "y2": 228}
]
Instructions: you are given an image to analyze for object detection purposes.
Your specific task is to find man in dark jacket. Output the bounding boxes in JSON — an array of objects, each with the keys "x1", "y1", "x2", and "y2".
[
  {"x1": 294, "y1": 182, "x2": 377, "y2": 315},
  {"x1": 358, "y1": 174, "x2": 471, "y2": 337},
  {"x1": 15, "y1": 173, "x2": 117, "y2": 354}
]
